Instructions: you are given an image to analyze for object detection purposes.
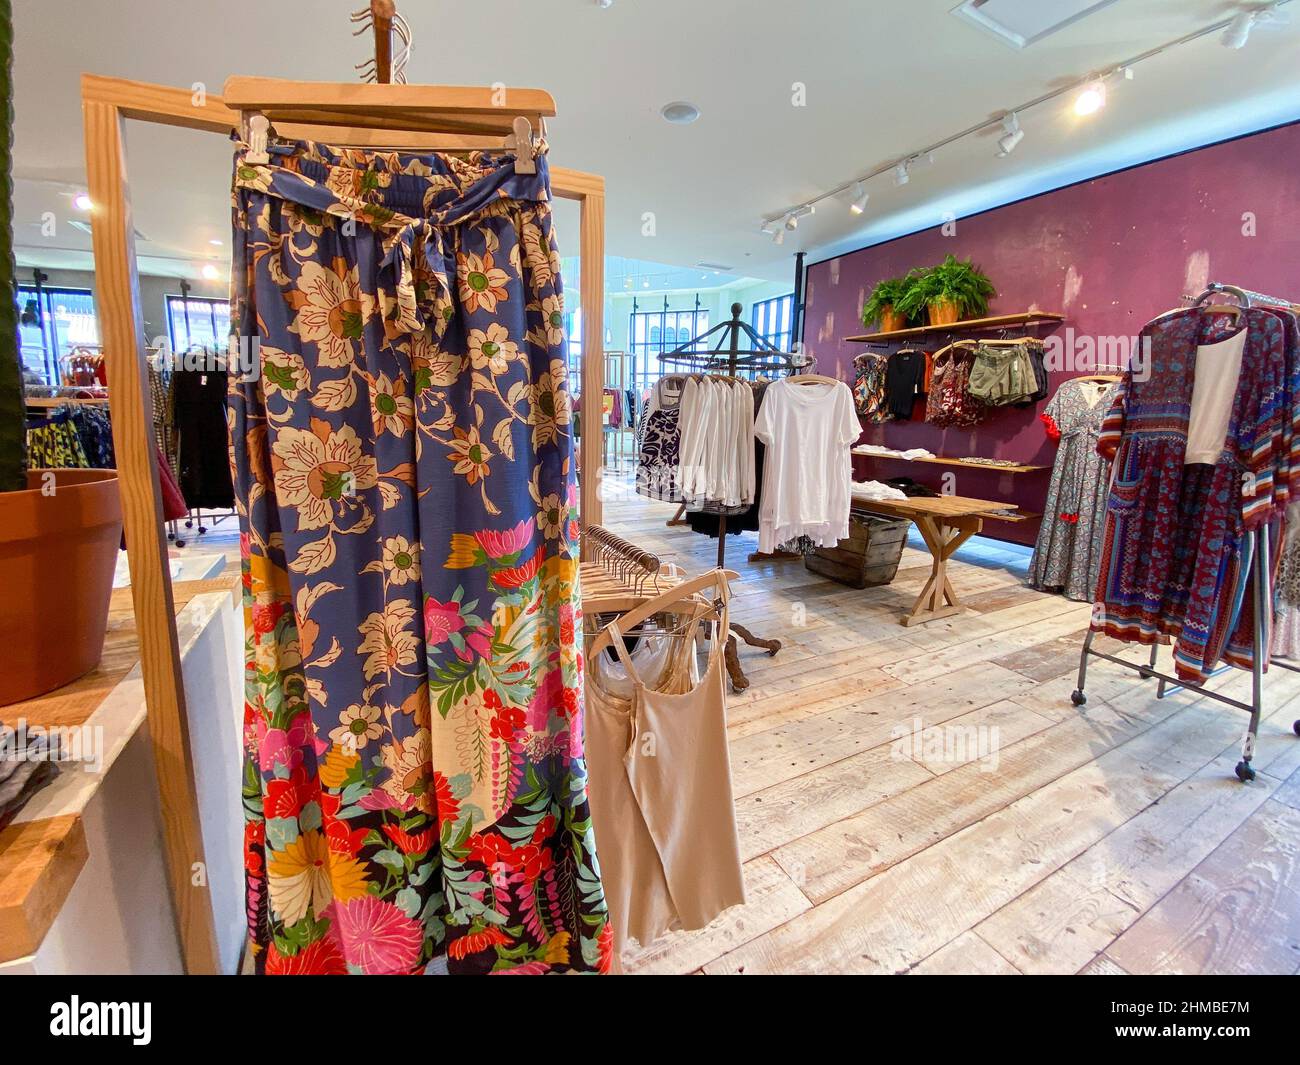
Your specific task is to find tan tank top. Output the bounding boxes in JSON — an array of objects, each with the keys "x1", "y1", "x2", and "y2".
[{"x1": 584, "y1": 589, "x2": 746, "y2": 963}]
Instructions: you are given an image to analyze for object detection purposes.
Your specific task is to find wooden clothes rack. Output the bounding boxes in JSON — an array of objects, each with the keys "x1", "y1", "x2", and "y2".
[
  {"x1": 80, "y1": 62, "x2": 607, "y2": 972},
  {"x1": 1071, "y1": 282, "x2": 1300, "y2": 783}
]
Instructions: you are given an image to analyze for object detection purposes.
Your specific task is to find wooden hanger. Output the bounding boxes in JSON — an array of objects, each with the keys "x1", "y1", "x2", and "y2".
[
  {"x1": 1074, "y1": 374, "x2": 1122, "y2": 384},
  {"x1": 226, "y1": 75, "x2": 556, "y2": 170},
  {"x1": 788, "y1": 373, "x2": 840, "y2": 386},
  {"x1": 587, "y1": 569, "x2": 738, "y2": 661}
]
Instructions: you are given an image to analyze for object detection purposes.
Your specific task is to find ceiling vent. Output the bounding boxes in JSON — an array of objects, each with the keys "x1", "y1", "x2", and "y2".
[
  {"x1": 695, "y1": 260, "x2": 733, "y2": 272},
  {"x1": 951, "y1": 0, "x2": 1120, "y2": 49}
]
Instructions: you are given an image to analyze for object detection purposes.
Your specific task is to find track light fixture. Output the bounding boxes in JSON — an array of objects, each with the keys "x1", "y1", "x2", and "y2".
[
  {"x1": 1222, "y1": 4, "x2": 1287, "y2": 48},
  {"x1": 996, "y1": 112, "x2": 1024, "y2": 157},
  {"x1": 757, "y1": 3, "x2": 1295, "y2": 244},
  {"x1": 1073, "y1": 80, "x2": 1107, "y2": 116},
  {"x1": 1222, "y1": 10, "x2": 1257, "y2": 47}
]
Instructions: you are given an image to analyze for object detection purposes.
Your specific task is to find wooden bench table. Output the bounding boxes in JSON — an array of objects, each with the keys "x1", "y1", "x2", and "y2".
[{"x1": 848, "y1": 494, "x2": 1010, "y2": 626}]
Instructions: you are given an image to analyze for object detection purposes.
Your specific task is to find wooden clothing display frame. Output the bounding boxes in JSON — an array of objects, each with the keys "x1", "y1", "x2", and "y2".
[{"x1": 79, "y1": 73, "x2": 607, "y2": 973}]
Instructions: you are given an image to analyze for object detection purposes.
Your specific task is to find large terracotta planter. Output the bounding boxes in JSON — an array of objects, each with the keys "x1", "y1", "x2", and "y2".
[
  {"x1": 878, "y1": 306, "x2": 908, "y2": 333},
  {"x1": 927, "y1": 299, "x2": 962, "y2": 327},
  {"x1": 0, "y1": 469, "x2": 122, "y2": 705}
]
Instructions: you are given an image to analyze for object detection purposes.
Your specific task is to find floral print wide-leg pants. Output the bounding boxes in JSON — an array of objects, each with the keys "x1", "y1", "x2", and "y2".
[{"x1": 227, "y1": 139, "x2": 609, "y2": 974}]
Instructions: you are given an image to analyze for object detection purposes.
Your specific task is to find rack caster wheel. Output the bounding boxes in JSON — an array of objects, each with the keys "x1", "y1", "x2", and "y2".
[
  {"x1": 1235, "y1": 760, "x2": 1256, "y2": 783},
  {"x1": 1070, "y1": 690, "x2": 1087, "y2": 706},
  {"x1": 1293, "y1": 720, "x2": 1300, "y2": 737},
  {"x1": 175, "y1": 539, "x2": 186, "y2": 548}
]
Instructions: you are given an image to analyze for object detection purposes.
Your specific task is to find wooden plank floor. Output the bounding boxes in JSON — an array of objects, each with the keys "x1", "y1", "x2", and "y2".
[
  {"x1": 187, "y1": 493, "x2": 1300, "y2": 974},
  {"x1": 603, "y1": 489, "x2": 1300, "y2": 976}
]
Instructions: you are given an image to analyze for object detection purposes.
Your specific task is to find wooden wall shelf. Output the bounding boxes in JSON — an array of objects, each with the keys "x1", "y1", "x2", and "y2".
[
  {"x1": 852, "y1": 450, "x2": 1046, "y2": 475},
  {"x1": 845, "y1": 311, "x2": 1065, "y2": 344}
]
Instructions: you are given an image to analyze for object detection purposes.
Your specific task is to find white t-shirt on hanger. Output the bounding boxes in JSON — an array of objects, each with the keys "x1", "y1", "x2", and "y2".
[{"x1": 753, "y1": 377, "x2": 859, "y2": 553}]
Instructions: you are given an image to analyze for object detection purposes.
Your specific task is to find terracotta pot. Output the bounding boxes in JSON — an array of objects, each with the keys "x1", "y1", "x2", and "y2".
[
  {"x1": 928, "y1": 299, "x2": 962, "y2": 327},
  {"x1": 0, "y1": 469, "x2": 123, "y2": 705},
  {"x1": 878, "y1": 306, "x2": 908, "y2": 333}
]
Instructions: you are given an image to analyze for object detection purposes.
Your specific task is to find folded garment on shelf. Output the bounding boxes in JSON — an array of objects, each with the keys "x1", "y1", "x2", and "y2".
[
  {"x1": 852, "y1": 444, "x2": 936, "y2": 460},
  {"x1": 850, "y1": 478, "x2": 909, "y2": 502}
]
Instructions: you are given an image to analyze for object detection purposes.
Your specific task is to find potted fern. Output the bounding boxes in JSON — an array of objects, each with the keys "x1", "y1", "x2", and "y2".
[
  {"x1": 0, "y1": 0, "x2": 123, "y2": 704},
  {"x1": 861, "y1": 276, "x2": 912, "y2": 333},
  {"x1": 896, "y1": 254, "x2": 997, "y2": 327}
]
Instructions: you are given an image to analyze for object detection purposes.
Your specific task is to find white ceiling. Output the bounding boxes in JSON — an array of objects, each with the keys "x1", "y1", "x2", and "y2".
[{"x1": 11, "y1": 0, "x2": 1300, "y2": 283}]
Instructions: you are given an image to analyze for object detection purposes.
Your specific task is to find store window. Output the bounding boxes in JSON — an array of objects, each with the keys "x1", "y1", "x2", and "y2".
[
  {"x1": 751, "y1": 292, "x2": 795, "y2": 352},
  {"x1": 166, "y1": 294, "x2": 231, "y2": 355},
  {"x1": 627, "y1": 307, "x2": 710, "y2": 393},
  {"x1": 14, "y1": 285, "x2": 99, "y2": 385},
  {"x1": 564, "y1": 307, "x2": 583, "y2": 378}
]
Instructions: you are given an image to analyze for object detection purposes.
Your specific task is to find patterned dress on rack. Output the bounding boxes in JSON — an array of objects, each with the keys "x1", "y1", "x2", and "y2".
[
  {"x1": 1027, "y1": 378, "x2": 1119, "y2": 601},
  {"x1": 1092, "y1": 308, "x2": 1291, "y2": 682},
  {"x1": 925, "y1": 346, "x2": 987, "y2": 428}
]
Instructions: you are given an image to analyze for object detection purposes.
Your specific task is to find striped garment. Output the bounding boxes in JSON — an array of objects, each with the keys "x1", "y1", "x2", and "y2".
[{"x1": 1092, "y1": 306, "x2": 1299, "y2": 683}]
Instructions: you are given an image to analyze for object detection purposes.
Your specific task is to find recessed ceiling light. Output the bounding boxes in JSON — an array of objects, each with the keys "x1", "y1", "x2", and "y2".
[
  {"x1": 660, "y1": 101, "x2": 701, "y2": 125},
  {"x1": 209, "y1": 238, "x2": 224, "y2": 246},
  {"x1": 73, "y1": 193, "x2": 92, "y2": 211},
  {"x1": 201, "y1": 264, "x2": 220, "y2": 280}
]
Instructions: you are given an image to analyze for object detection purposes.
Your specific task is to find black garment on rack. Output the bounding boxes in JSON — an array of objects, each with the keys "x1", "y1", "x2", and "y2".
[
  {"x1": 173, "y1": 363, "x2": 234, "y2": 509},
  {"x1": 883, "y1": 349, "x2": 927, "y2": 419}
]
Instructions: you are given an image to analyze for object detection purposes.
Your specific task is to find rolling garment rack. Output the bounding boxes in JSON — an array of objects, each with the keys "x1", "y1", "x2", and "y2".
[{"x1": 1071, "y1": 282, "x2": 1300, "y2": 783}]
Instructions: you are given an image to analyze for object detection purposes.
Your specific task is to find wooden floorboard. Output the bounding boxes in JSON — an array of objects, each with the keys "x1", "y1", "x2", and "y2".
[
  {"x1": 196, "y1": 486, "x2": 1300, "y2": 974},
  {"x1": 599, "y1": 487, "x2": 1300, "y2": 975}
]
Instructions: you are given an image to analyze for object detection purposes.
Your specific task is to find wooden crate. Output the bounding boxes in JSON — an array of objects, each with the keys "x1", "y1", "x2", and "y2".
[{"x1": 804, "y1": 510, "x2": 910, "y2": 589}]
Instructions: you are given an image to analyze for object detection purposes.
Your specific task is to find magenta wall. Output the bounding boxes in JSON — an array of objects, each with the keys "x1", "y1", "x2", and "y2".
[{"x1": 802, "y1": 120, "x2": 1300, "y2": 546}]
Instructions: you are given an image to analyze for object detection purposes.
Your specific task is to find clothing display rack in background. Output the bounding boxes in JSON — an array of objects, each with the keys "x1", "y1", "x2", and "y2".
[
  {"x1": 581, "y1": 523, "x2": 773, "y2": 692},
  {"x1": 1072, "y1": 282, "x2": 1300, "y2": 783}
]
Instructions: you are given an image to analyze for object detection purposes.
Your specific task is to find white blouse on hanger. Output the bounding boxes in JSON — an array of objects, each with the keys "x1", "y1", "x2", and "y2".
[
  {"x1": 753, "y1": 377, "x2": 858, "y2": 553},
  {"x1": 675, "y1": 377, "x2": 756, "y2": 509}
]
